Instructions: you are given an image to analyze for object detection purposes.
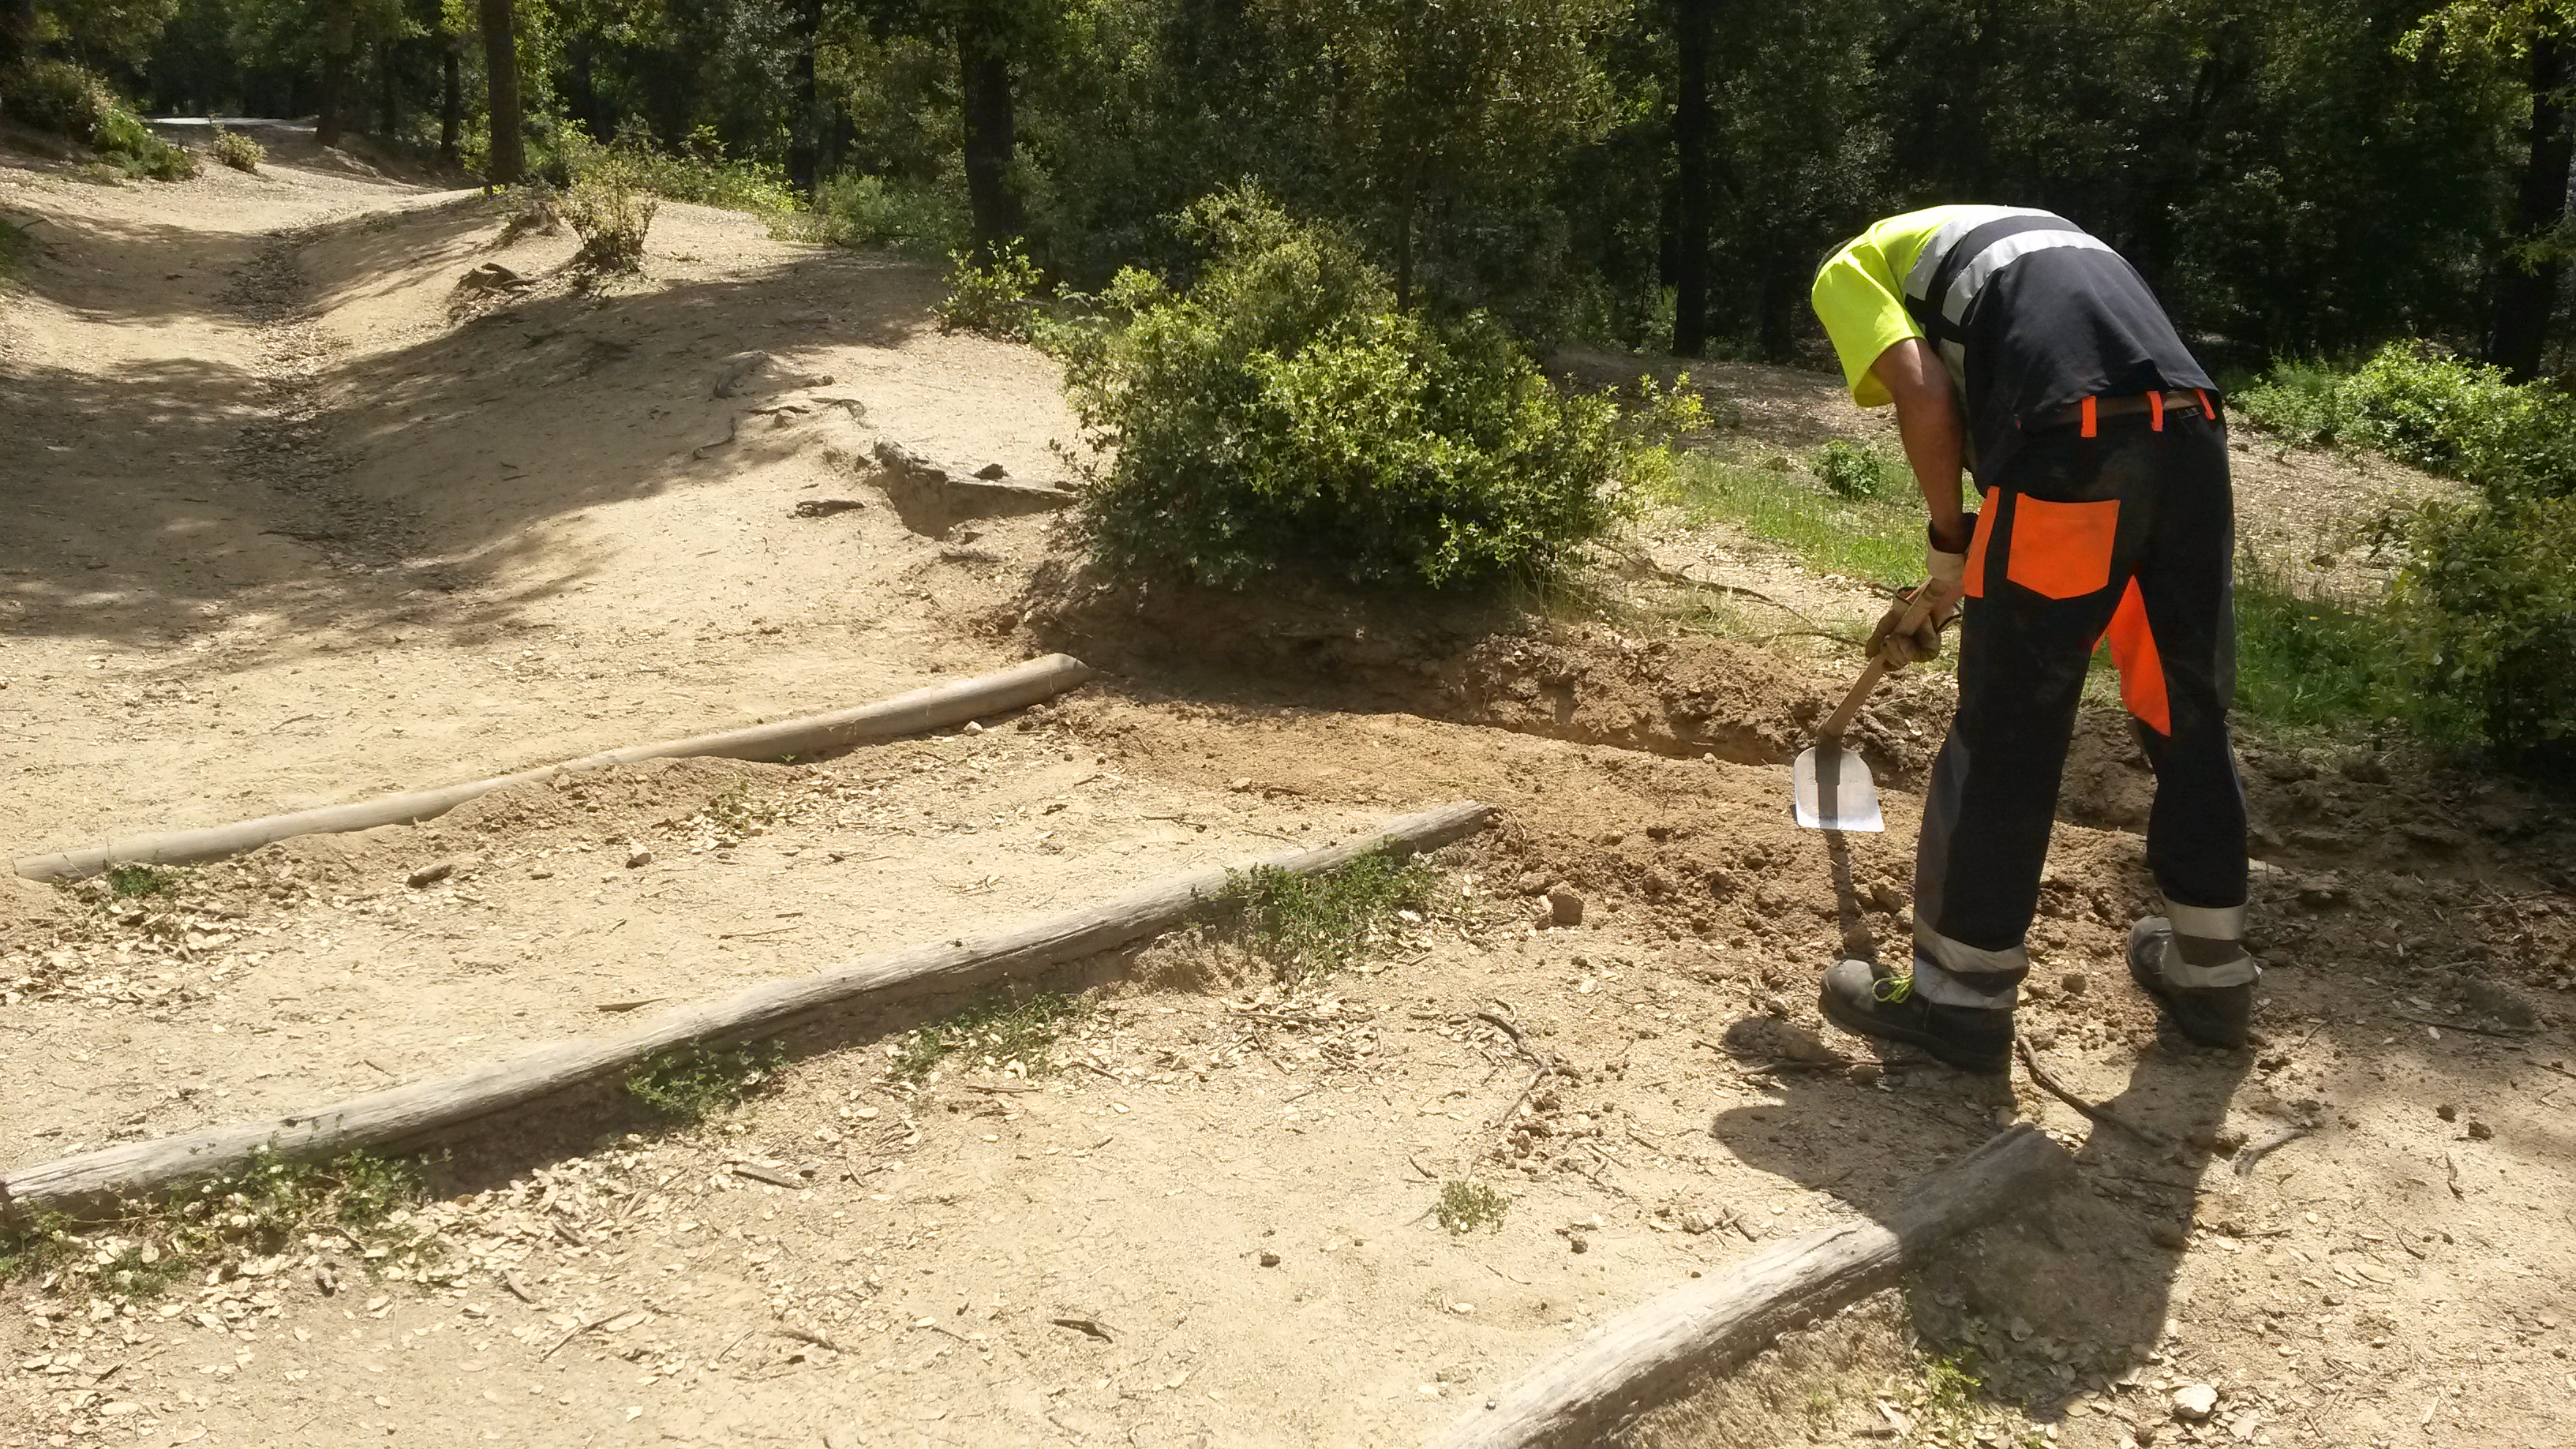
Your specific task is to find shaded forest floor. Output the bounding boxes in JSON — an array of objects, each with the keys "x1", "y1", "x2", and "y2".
[{"x1": 3, "y1": 124, "x2": 2572, "y2": 1449}]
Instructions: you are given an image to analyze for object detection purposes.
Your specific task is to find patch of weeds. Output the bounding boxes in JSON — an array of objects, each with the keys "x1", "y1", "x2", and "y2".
[
  {"x1": 893, "y1": 990, "x2": 1085, "y2": 1082},
  {"x1": 1219, "y1": 850, "x2": 1436, "y2": 979},
  {"x1": 625, "y1": 1042, "x2": 787, "y2": 1125},
  {"x1": 1811, "y1": 438, "x2": 1908, "y2": 500},
  {"x1": 1435, "y1": 1179, "x2": 1507, "y2": 1234},
  {"x1": 0, "y1": 1211, "x2": 79, "y2": 1286},
  {"x1": 3, "y1": 1150, "x2": 431, "y2": 1299},
  {"x1": 104, "y1": 863, "x2": 182, "y2": 898},
  {"x1": 1662, "y1": 452, "x2": 1920, "y2": 590}
]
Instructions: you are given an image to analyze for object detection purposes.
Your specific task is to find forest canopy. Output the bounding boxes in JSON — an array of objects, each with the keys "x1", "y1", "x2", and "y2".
[{"x1": 3, "y1": 0, "x2": 2570, "y2": 376}]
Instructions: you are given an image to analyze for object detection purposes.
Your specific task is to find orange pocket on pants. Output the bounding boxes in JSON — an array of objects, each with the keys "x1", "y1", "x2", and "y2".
[{"x1": 2003, "y1": 496, "x2": 2120, "y2": 599}]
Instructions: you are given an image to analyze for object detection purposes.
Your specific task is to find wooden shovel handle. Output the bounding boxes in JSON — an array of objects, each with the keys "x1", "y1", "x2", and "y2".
[{"x1": 1819, "y1": 584, "x2": 1939, "y2": 742}]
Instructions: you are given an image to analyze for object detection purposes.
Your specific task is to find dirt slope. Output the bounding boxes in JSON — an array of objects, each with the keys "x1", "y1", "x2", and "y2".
[{"x1": 5, "y1": 125, "x2": 2574, "y2": 1449}]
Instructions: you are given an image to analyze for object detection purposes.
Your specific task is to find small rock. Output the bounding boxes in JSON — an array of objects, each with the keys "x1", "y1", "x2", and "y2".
[
  {"x1": 1516, "y1": 871, "x2": 1551, "y2": 895},
  {"x1": 962, "y1": 721, "x2": 985, "y2": 734},
  {"x1": 405, "y1": 861, "x2": 455, "y2": 889},
  {"x1": 1546, "y1": 887, "x2": 1585, "y2": 927},
  {"x1": 2059, "y1": 971, "x2": 2089, "y2": 998},
  {"x1": 1848, "y1": 1061, "x2": 1884, "y2": 1086},
  {"x1": 624, "y1": 848, "x2": 653, "y2": 869},
  {"x1": 1567, "y1": 1235, "x2": 1588, "y2": 1254},
  {"x1": 2436, "y1": 1103, "x2": 2457, "y2": 1122},
  {"x1": 2146, "y1": 1220, "x2": 2188, "y2": 1250},
  {"x1": 973, "y1": 462, "x2": 1009, "y2": 480},
  {"x1": 2466, "y1": 1120, "x2": 2493, "y2": 1141},
  {"x1": 1228, "y1": 777, "x2": 1255, "y2": 792},
  {"x1": 1259, "y1": 1252, "x2": 1280, "y2": 1267},
  {"x1": 792, "y1": 497, "x2": 865, "y2": 518},
  {"x1": 2461, "y1": 979, "x2": 2540, "y2": 1029},
  {"x1": 2171, "y1": 1383, "x2": 2218, "y2": 1422}
]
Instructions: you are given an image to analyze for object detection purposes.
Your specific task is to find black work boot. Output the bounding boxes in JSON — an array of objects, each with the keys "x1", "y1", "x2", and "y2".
[
  {"x1": 2128, "y1": 918, "x2": 2252, "y2": 1048},
  {"x1": 1818, "y1": 959, "x2": 2013, "y2": 1074}
]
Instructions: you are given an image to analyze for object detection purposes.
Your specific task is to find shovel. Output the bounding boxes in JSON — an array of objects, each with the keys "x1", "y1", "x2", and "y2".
[{"x1": 1791, "y1": 585, "x2": 1940, "y2": 833}]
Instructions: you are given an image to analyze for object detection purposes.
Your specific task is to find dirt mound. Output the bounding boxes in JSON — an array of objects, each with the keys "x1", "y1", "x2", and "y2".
[{"x1": 1014, "y1": 554, "x2": 1953, "y2": 774}]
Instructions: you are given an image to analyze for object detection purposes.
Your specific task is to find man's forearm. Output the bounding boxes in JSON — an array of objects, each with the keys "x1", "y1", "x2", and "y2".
[
  {"x1": 1866, "y1": 339, "x2": 1971, "y2": 552},
  {"x1": 1893, "y1": 400, "x2": 1969, "y2": 550}
]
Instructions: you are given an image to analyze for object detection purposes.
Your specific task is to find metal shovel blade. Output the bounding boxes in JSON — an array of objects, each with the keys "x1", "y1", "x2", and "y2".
[{"x1": 1792, "y1": 741, "x2": 1883, "y2": 833}]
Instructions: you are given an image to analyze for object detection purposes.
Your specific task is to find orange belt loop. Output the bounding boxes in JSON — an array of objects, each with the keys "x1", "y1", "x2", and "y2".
[
  {"x1": 2148, "y1": 390, "x2": 2166, "y2": 431},
  {"x1": 2080, "y1": 396, "x2": 2098, "y2": 438},
  {"x1": 2196, "y1": 388, "x2": 2215, "y2": 419}
]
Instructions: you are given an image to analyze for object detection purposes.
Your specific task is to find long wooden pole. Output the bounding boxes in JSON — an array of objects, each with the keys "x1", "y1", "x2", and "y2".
[
  {"x1": 13, "y1": 655, "x2": 1095, "y2": 884},
  {"x1": 1430, "y1": 1125, "x2": 2071, "y2": 1449},
  {"x1": 2, "y1": 801, "x2": 1496, "y2": 1219}
]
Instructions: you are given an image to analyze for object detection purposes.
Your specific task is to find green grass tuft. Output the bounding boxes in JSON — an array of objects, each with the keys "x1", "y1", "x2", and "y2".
[
  {"x1": 1219, "y1": 850, "x2": 1435, "y2": 979},
  {"x1": 892, "y1": 991, "x2": 1085, "y2": 1082},
  {"x1": 105, "y1": 863, "x2": 182, "y2": 898},
  {"x1": 1434, "y1": 1179, "x2": 1508, "y2": 1234},
  {"x1": 625, "y1": 1043, "x2": 787, "y2": 1125}
]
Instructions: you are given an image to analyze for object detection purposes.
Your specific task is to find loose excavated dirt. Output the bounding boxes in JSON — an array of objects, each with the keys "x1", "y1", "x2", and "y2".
[{"x1": 5, "y1": 124, "x2": 2574, "y2": 1449}]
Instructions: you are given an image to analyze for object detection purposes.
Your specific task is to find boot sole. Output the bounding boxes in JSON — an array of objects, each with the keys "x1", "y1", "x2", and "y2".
[{"x1": 1817, "y1": 987, "x2": 2010, "y2": 1075}]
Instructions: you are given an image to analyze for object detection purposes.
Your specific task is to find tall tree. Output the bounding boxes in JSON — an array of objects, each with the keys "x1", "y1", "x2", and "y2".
[
  {"x1": 2492, "y1": 31, "x2": 2572, "y2": 378},
  {"x1": 317, "y1": 0, "x2": 354, "y2": 144},
  {"x1": 1670, "y1": 0, "x2": 1713, "y2": 355},
  {"x1": 480, "y1": 0, "x2": 524, "y2": 180},
  {"x1": 957, "y1": 9, "x2": 1019, "y2": 249}
]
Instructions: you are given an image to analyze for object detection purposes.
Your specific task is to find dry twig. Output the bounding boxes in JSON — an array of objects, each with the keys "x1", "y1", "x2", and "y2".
[{"x1": 2016, "y1": 1040, "x2": 2177, "y2": 1152}]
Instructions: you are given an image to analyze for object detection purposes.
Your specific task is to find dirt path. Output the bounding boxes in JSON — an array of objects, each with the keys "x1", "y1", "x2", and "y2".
[{"x1": 4, "y1": 127, "x2": 2573, "y2": 1449}]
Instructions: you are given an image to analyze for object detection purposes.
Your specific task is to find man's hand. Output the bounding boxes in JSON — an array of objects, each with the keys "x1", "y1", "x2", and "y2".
[{"x1": 1866, "y1": 518, "x2": 1974, "y2": 668}]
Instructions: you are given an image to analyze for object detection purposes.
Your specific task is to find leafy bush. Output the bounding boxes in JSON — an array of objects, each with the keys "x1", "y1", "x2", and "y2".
[
  {"x1": 2237, "y1": 343, "x2": 2576, "y2": 498},
  {"x1": 562, "y1": 149, "x2": 659, "y2": 270},
  {"x1": 781, "y1": 171, "x2": 966, "y2": 260},
  {"x1": 2, "y1": 58, "x2": 112, "y2": 136},
  {"x1": 1053, "y1": 189, "x2": 1698, "y2": 591},
  {"x1": 210, "y1": 123, "x2": 262, "y2": 173},
  {"x1": 1, "y1": 60, "x2": 193, "y2": 181},
  {"x1": 1811, "y1": 438, "x2": 1905, "y2": 500},
  {"x1": 1218, "y1": 849, "x2": 1435, "y2": 979},
  {"x1": 2402, "y1": 491, "x2": 2576, "y2": 776},
  {"x1": 937, "y1": 240, "x2": 1043, "y2": 339}
]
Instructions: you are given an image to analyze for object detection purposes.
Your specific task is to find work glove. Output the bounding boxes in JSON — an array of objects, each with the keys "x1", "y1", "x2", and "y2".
[{"x1": 1866, "y1": 518, "x2": 1973, "y2": 668}]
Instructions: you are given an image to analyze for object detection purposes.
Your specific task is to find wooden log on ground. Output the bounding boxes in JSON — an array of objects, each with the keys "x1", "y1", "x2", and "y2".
[
  {"x1": 1431, "y1": 1125, "x2": 2072, "y2": 1449},
  {"x1": 1, "y1": 801, "x2": 1495, "y2": 1219},
  {"x1": 13, "y1": 654, "x2": 1095, "y2": 884}
]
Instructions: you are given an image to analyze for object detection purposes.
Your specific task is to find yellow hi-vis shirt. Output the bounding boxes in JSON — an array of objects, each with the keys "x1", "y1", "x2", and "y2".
[{"x1": 1808, "y1": 204, "x2": 1999, "y2": 407}]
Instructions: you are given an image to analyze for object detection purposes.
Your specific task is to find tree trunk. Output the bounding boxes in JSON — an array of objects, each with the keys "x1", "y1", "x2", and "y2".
[
  {"x1": 2491, "y1": 33, "x2": 2572, "y2": 383},
  {"x1": 479, "y1": 0, "x2": 526, "y2": 184},
  {"x1": 787, "y1": 0, "x2": 823, "y2": 193},
  {"x1": 1671, "y1": 0, "x2": 1714, "y2": 356},
  {"x1": 376, "y1": 37, "x2": 399, "y2": 137},
  {"x1": 316, "y1": 3, "x2": 354, "y2": 148},
  {"x1": 957, "y1": 21, "x2": 1021, "y2": 254},
  {"x1": 440, "y1": 41, "x2": 462, "y2": 164}
]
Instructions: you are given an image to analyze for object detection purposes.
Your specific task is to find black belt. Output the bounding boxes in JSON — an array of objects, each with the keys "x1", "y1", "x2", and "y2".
[{"x1": 2027, "y1": 390, "x2": 2217, "y2": 434}]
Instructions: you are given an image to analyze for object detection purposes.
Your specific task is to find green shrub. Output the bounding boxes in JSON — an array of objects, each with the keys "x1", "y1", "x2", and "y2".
[
  {"x1": 1054, "y1": 188, "x2": 1698, "y2": 591},
  {"x1": 1811, "y1": 438, "x2": 1905, "y2": 500},
  {"x1": 782, "y1": 172, "x2": 966, "y2": 260},
  {"x1": 890, "y1": 990, "x2": 1085, "y2": 1081},
  {"x1": 211, "y1": 123, "x2": 262, "y2": 173},
  {"x1": 937, "y1": 239, "x2": 1043, "y2": 339},
  {"x1": 562, "y1": 148, "x2": 659, "y2": 270},
  {"x1": 2402, "y1": 490, "x2": 2576, "y2": 776},
  {"x1": 2, "y1": 60, "x2": 193, "y2": 181},
  {"x1": 2237, "y1": 342, "x2": 2576, "y2": 500},
  {"x1": 2, "y1": 58, "x2": 113, "y2": 136}
]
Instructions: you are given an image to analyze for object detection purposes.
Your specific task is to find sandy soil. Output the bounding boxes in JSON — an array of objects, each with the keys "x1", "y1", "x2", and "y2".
[{"x1": 4, "y1": 124, "x2": 2573, "y2": 1449}]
